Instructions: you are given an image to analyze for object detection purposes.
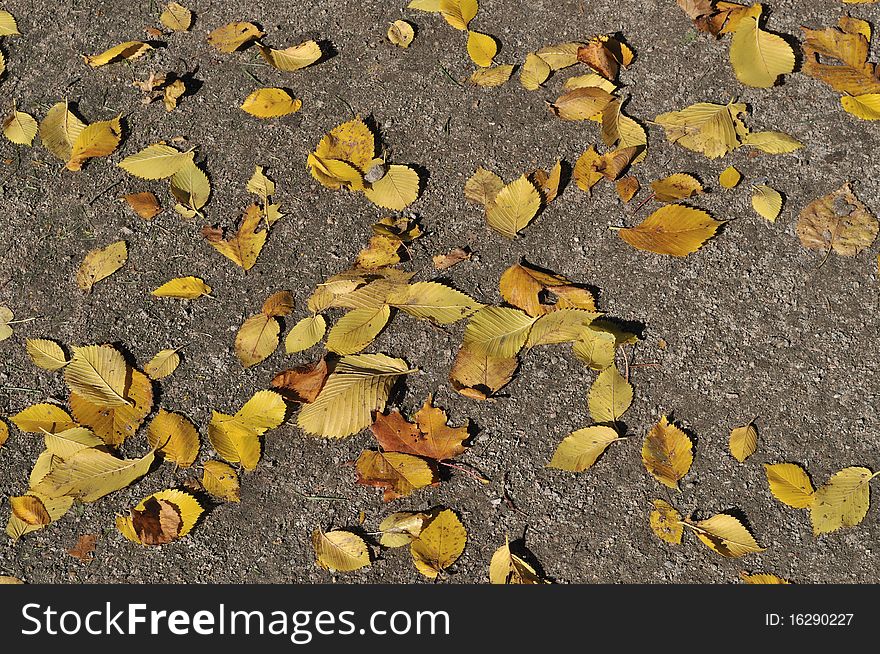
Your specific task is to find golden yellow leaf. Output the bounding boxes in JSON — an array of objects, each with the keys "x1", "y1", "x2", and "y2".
[
  {"x1": 642, "y1": 415, "x2": 693, "y2": 488},
  {"x1": 235, "y1": 313, "x2": 280, "y2": 368},
  {"x1": 284, "y1": 315, "x2": 327, "y2": 353},
  {"x1": 241, "y1": 88, "x2": 302, "y2": 118},
  {"x1": 85, "y1": 41, "x2": 152, "y2": 67},
  {"x1": 408, "y1": 0, "x2": 442, "y2": 10},
  {"x1": 297, "y1": 353, "x2": 413, "y2": 438},
  {"x1": 688, "y1": 513, "x2": 765, "y2": 557},
  {"x1": 203, "y1": 204, "x2": 267, "y2": 270},
  {"x1": 489, "y1": 538, "x2": 546, "y2": 584},
  {"x1": 730, "y1": 16, "x2": 795, "y2": 88},
  {"x1": 364, "y1": 164, "x2": 420, "y2": 210},
  {"x1": 802, "y1": 22, "x2": 880, "y2": 95},
  {"x1": 462, "y1": 307, "x2": 536, "y2": 358},
  {"x1": 43, "y1": 427, "x2": 102, "y2": 459},
  {"x1": 467, "y1": 30, "x2": 497, "y2": 67},
  {"x1": 118, "y1": 143, "x2": 194, "y2": 179},
  {"x1": 147, "y1": 409, "x2": 199, "y2": 467},
  {"x1": 764, "y1": 462, "x2": 814, "y2": 509},
  {"x1": 499, "y1": 261, "x2": 596, "y2": 316},
  {"x1": 326, "y1": 305, "x2": 391, "y2": 355},
  {"x1": 313, "y1": 529, "x2": 371, "y2": 572},
  {"x1": 6, "y1": 490, "x2": 73, "y2": 540},
  {"x1": 549, "y1": 87, "x2": 615, "y2": 121},
  {"x1": 449, "y1": 344, "x2": 517, "y2": 400},
  {"x1": 439, "y1": 0, "x2": 477, "y2": 31},
  {"x1": 615, "y1": 176, "x2": 640, "y2": 203},
  {"x1": 39, "y1": 101, "x2": 86, "y2": 163},
  {"x1": 313, "y1": 117, "x2": 375, "y2": 171},
  {"x1": 258, "y1": 41, "x2": 322, "y2": 71},
  {"x1": 572, "y1": 327, "x2": 616, "y2": 370},
  {"x1": 0, "y1": 418, "x2": 7, "y2": 448},
  {"x1": 67, "y1": 116, "x2": 122, "y2": 171},
  {"x1": 159, "y1": 2, "x2": 191, "y2": 31},
  {"x1": 739, "y1": 572, "x2": 790, "y2": 584},
  {"x1": 25, "y1": 339, "x2": 68, "y2": 371},
  {"x1": 70, "y1": 369, "x2": 153, "y2": 447},
  {"x1": 573, "y1": 146, "x2": 604, "y2": 193},
  {"x1": 588, "y1": 366, "x2": 633, "y2": 423},
  {"x1": 842, "y1": 93, "x2": 880, "y2": 120},
  {"x1": 170, "y1": 160, "x2": 211, "y2": 215},
  {"x1": 411, "y1": 509, "x2": 467, "y2": 579},
  {"x1": 741, "y1": 131, "x2": 803, "y2": 153},
  {"x1": 202, "y1": 460, "x2": 240, "y2": 502},
  {"x1": 117, "y1": 489, "x2": 203, "y2": 545},
  {"x1": 63, "y1": 344, "x2": 129, "y2": 407},
  {"x1": 469, "y1": 64, "x2": 514, "y2": 87},
  {"x1": 484, "y1": 175, "x2": 542, "y2": 238},
  {"x1": 729, "y1": 421, "x2": 757, "y2": 462},
  {"x1": 548, "y1": 425, "x2": 620, "y2": 472},
  {"x1": 650, "y1": 173, "x2": 703, "y2": 202},
  {"x1": 751, "y1": 185, "x2": 783, "y2": 222},
  {"x1": 650, "y1": 499, "x2": 683, "y2": 544},
  {"x1": 619, "y1": 204, "x2": 723, "y2": 257},
  {"x1": 76, "y1": 240, "x2": 127, "y2": 292},
  {"x1": 388, "y1": 20, "x2": 415, "y2": 47},
  {"x1": 379, "y1": 512, "x2": 429, "y2": 547},
  {"x1": 152, "y1": 276, "x2": 211, "y2": 299},
  {"x1": 797, "y1": 183, "x2": 878, "y2": 256},
  {"x1": 526, "y1": 308, "x2": 600, "y2": 347},
  {"x1": 388, "y1": 281, "x2": 483, "y2": 324},
  {"x1": 530, "y1": 160, "x2": 562, "y2": 203},
  {"x1": 811, "y1": 467, "x2": 875, "y2": 535},
  {"x1": 144, "y1": 348, "x2": 181, "y2": 380},
  {"x1": 464, "y1": 167, "x2": 504, "y2": 205},
  {"x1": 122, "y1": 192, "x2": 162, "y2": 219},
  {"x1": 34, "y1": 448, "x2": 155, "y2": 502},
  {"x1": 536, "y1": 42, "x2": 583, "y2": 70},
  {"x1": 208, "y1": 391, "x2": 286, "y2": 471},
  {"x1": 356, "y1": 450, "x2": 437, "y2": 500},
  {"x1": 10, "y1": 495, "x2": 51, "y2": 526},
  {"x1": 655, "y1": 101, "x2": 745, "y2": 159},
  {"x1": 11, "y1": 404, "x2": 75, "y2": 433},
  {"x1": 3, "y1": 110, "x2": 37, "y2": 146},
  {"x1": 520, "y1": 52, "x2": 551, "y2": 90},
  {"x1": 207, "y1": 22, "x2": 263, "y2": 53},
  {"x1": 564, "y1": 73, "x2": 617, "y2": 93},
  {"x1": 0, "y1": 10, "x2": 19, "y2": 36},
  {"x1": 719, "y1": 165, "x2": 741, "y2": 189}
]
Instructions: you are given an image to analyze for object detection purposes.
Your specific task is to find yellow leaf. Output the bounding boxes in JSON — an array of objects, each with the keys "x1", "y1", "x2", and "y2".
[
  {"x1": 326, "y1": 305, "x2": 391, "y2": 355},
  {"x1": 439, "y1": 0, "x2": 477, "y2": 31},
  {"x1": 811, "y1": 467, "x2": 875, "y2": 535},
  {"x1": 729, "y1": 422, "x2": 757, "y2": 462},
  {"x1": 619, "y1": 204, "x2": 723, "y2": 257},
  {"x1": 650, "y1": 499, "x2": 683, "y2": 544},
  {"x1": 355, "y1": 450, "x2": 437, "y2": 500},
  {"x1": 588, "y1": 366, "x2": 633, "y2": 423},
  {"x1": 25, "y1": 339, "x2": 68, "y2": 371},
  {"x1": 526, "y1": 309, "x2": 600, "y2": 347},
  {"x1": 469, "y1": 64, "x2": 514, "y2": 87},
  {"x1": 67, "y1": 116, "x2": 122, "y2": 171},
  {"x1": 719, "y1": 165, "x2": 742, "y2": 189},
  {"x1": 519, "y1": 52, "x2": 551, "y2": 90},
  {"x1": 241, "y1": 88, "x2": 302, "y2": 118},
  {"x1": 297, "y1": 353, "x2": 413, "y2": 438},
  {"x1": 408, "y1": 0, "x2": 442, "y2": 10},
  {"x1": 70, "y1": 369, "x2": 153, "y2": 447},
  {"x1": 235, "y1": 313, "x2": 280, "y2": 368},
  {"x1": 118, "y1": 143, "x2": 194, "y2": 179},
  {"x1": 572, "y1": 327, "x2": 616, "y2": 370},
  {"x1": 689, "y1": 513, "x2": 765, "y2": 557},
  {"x1": 388, "y1": 20, "x2": 415, "y2": 47},
  {"x1": 548, "y1": 425, "x2": 620, "y2": 472},
  {"x1": 202, "y1": 460, "x2": 240, "y2": 502},
  {"x1": 0, "y1": 10, "x2": 19, "y2": 36},
  {"x1": 739, "y1": 571, "x2": 790, "y2": 584},
  {"x1": 536, "y1": 42, "x2": 583, "y2": 70},
  {"x1": 565, "y1": 73, "x2": 617, "y2": 93},
  {"x1": 42, "y1": 427, "x2": 102, "y2": 460},
  {"x1": 203, "y1": 204, "x2": 267, "y2": 270},
  {"x1": 841, "y1": 93, "x2": 880, "y2": 120},
  {"x1": 76, "y1": 240, "x2": 127, "y2": 292},
  {"x1": 650, "y1": 173, "x2": 703, "y2": 203},
  {"x1": 163, "y1": 79, "x2": 186, "y2": 112},
  {"x1": 152, "y1": 276, "x2": 211, "y2": 299},
  {"x1": 314, "y1": 117, "x2": 375, "y2": 170},
  {"x1": 116, "y1": 489, "x2": 203, "y2": 545},
  {"x1": 601, "y1": 101, "x2": 647, "y2": 157},
  {"x1": 464, "y1": 166, "x2": 504, "y2": 205},
  {"x1": 11, "y1": 404, "x2": 75, "y2": 433},
  {"x1": 258, "y1": 41, "x2": 322, "y2": 71},
  {"x1": 410, "y1": 509, "x2": 467, "y2": 579},
  {"x1": 462, "y1": 307, "x2": 537, "y2": 358},
  {"x1": 10, "y1": 495, "x2": 51, "y2": 526},
  {"x1": 122, "y1": 192, "x2": 162, "y2": 219},
  {"x1": 285, "y1": 315, "x2": 327, "y2": 353},
  {"x1": 0, "y1": 305, "x2": 12, "y2": 341},
  {"x1": 313, "y1": 529, "x2": 371, "y2": 572},
  {"x1": 467, "y1": 31, "x2": 497, "y2": 67},
  {"x1": 379, "y1": 512, "x2": 429, "y2": 547},
  {"x1": 751, "y1": 185, "x2": 783, "y2": 222},
  {"x1": 655, "y1": 101, "x2": 745, "y2": 159},
  {"x1": 741, "y1": 131, "x2": 803, "y2": 153},
  {"x1": 0, "y1": 418, "x2": 6, "y2": 448},
  {"x1": 207, "y1": 22, "x2": 263, "y2": 53},
  {"x1": 63, "y1": 344, "x2": 129, "y2": 407},
  {"x1": 160, "y1": 2, "x2": 192, "y2": 32},
  {"x1": 489, "y1": 538, "x2": 546, "y2": 584},
  {"x1": 6, "y1": 491, "x2": 73, "y2": 540},
  {"x1": 147, "y1": 409, "x2": 199, "y2": 467},
  {"x1": 388, "y1": 281, "x2": 483, "y2": 324},
  {"x1": 33, "y1": 448, "x2": 155, "y2": 502},
  {"x1": 85, "y1": 41, "x2": 152, "y2": 67},
  {"x1": 364, "y1": 164, "x2": 420, "y2": 210},
  {"x1": 765, "y1": 462, "x2": 815, "y2": 509},
  {"x1": 573, "y1": 146, "x2": 603, "y2": 192},
  {"x1": 39, "y1": 101, "x2": 86, "y2": 162},
  {"x1": 3, "y1": 110, "x2": 38, "y2": 146},
  {"x1": 549, "y1": 87, "x2": 615, "y2": 121},
  {"x1": 449, "y1": 344, "x2": 517, "y2": 400},
  {"x1": 170, "y1": 160, "x2": 211, "y2": 213},
  {"x1": 208, "y1": 392, "x2": 285, "y2": 468},
  {"x1": 730, "y1": 16, "x2": 795, "y2": 87},
  {"x1": 247, "y1": 165, "x2": 276, "y2": 200},
  {"x1": 530, "y1": 160, "x2": 562, "y2": 203},
  {"x1": 143, "y1": 348, "x2": 180, "y2": 380},
  {"x1": 484, "y1": 175, "x2": 542, "y2": 238},
  {"x1": 642, "y1": 415, "x2": 693, "y2": 489}
]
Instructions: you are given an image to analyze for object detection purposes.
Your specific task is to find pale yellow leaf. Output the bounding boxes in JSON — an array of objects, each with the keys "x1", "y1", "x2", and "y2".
[
  {"x1": 364, "y1": 164, "x2": 420, "y2": 210},
  {"x1": 729, "y1": 422, "x2": 757, "y2": 462},
  {"x1": 241, "y1": 88, "x2": 302, "y2": 118},
  {"x1": 730, "y1": 16, "x2": 795, "y2": 88},
  {"x1": 63, "y1": 344, "x2": 129, "y2": 407},
  {"x1": 144, "y1": 348, "x2": 180, "y2": 380},
  {"x1": 258, "y1": 41, "x2": 322, "y2": 71},
  {"x1": 76, "y1": 241, "x2": 127, "y2": 292},
  {"x1": 25, "y1": 339, "x2": 68, "y2": 371},
  {"x1": 160, "y1": 2, "x2": 192, "y2": 32},
  {"x1": 313, "y1": 529, "x2": 371, "y2": 572},
  {"x1": 690, "y1": 513, "x2": 765, "y2": 557},
  {"x1": 548, "y1": 425, "x2": 620, "y2": 472},
  {"x1": 235, "y1": 313, "x2": 280, "y2": 368},
  {"x1": 70, "y1": 369, "x2": 153, "y2": 447},
  {"x1": 752, "y1": 185, "x2": 783, "y2": 222},
  {"x1": 439, "y1": 0, "x2": 477, "y2": 31},
  {"x1": 388, "y1": 281, "x2": 484, "y2": 324},
  {"x1": 3, "y1": 110, "x2": 38, "y2": 146},
  {"x1": 326, "y1": 305, "x2": 391, "y2": 355},
  {"x1": 719, "y1": 165, "x2": 742, "y2": 189},
  {"x1": 410, "y1": 509, "x2": 466, "y2": 579},
  {"x1": 11, "y1": 404, "x2": 76, "y2": 433},
  {"x1": 285, "y1": 315, "x2": 327, "y2": 353},
  {"x1": 118, "y1": 143, "x2": 194, "y2": 179},
  {"x1": 489, "y1": 538, "x2": 546, "y2": 584},
  {"x1": 152, "y1": 276, "x2": 211, "y2": 299},
  {"x1": 811, "y1": 467, "x2": 874, "y2": 535},
  {"x1": 67, "y1": 116, "x2": 122, "y2": 171},
  {"x1": 469, "y1": 64, "x2": 514, "y2": 87},
  {"x1": 588, "y1": 366, "x2": 633, "y2": 423},
  {"x1": 462, "y1": 307, "x2": 537, "y2": 358},
  {"x1": 39, "y1": 101, "x2": 86, "y2": 162},
  {"x1": 467, "y1": 30, "x2": 497, "y2": 67},
  {"x1": 484, "y1": 175, "x2": 542, "y2": 238},
  {"x1": 33, "y1": 449, "x2": 155, "y2": 502},
  {"x1": 519, "y1": 52, "x2": 551, "y2": 90},
  {"x1": 765, "y1": 463, "x2": 815, "y2": 509},
  {"x1": 388, "y1": 20, "x2": 415, "y2": 47}
]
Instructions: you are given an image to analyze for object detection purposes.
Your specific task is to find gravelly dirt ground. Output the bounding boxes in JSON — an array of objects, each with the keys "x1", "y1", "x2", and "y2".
[{"x1": 1, "y1": 0, "x2": 879, "y2": 584}]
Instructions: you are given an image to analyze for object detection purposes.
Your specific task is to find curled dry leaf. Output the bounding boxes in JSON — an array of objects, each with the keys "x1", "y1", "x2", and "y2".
[
  {"x1": 489, "y1": 538, "x2": 547, "y2": 584},
  {"x1": 203, "y1": 204, "x2": 268, "y2": 270},
  {"x1": 117, "y1": 489, "x2": 203, "y2": 545},
  {"x1": 432, "y1": 247, "x2": 472, "y2": 270},
  {"x1": 740, "y1": 572, "x2": 790, "y2": 584},
  {"x1": 271, "y1": 357, "x2": 330, "y2": 404},
  {"x1": 388, "y1": 20, "x2": 415, "y2": 47},
  {"x1": 85, "y1": 41, "x2": 152, "y2": 67},
  {"x1": 356, "y1": 450, "x2": 438, "y2": 501},
  {"x1": 650, "y1": 173, "x2": 703, "y2": 202},
  {"x1": 258, "y1": 41, "x2": 322, "y2": 71},
  {"x1": 67, "y1": 533, "x2": 99, "y2": 563}
]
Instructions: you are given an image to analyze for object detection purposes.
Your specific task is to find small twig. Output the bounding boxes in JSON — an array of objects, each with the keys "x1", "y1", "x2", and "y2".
[
  {"x1": 5, "y1": 317, "x2": 40, "y2": 325},
  {"x1": 88, "y1": 180, "x2": 123, "y2": 206},
  {"x1": 0, "y1": 386, "x2": 43, "y2": 393},
  {"x1": 438, "y1": 460, "x2": 490, "y2": 484},
  {"x1": 334, "y1": 94, "x2": 355, "y2": 118},
  {"x1": 292, "y1": 489, "x2": 347, "y2": 502},
  {"x1": 630, "y1": 191, "x2": 656, "y2": 216},
  {"x1": 438, "y1": 65, "x2": 463, "y2": 88}
]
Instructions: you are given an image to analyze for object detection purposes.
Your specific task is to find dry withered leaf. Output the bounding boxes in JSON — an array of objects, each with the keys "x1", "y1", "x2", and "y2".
[
  {"x1": 67, "y1": 533, "x2": 98, "y2": 562},
  {"x1": 271, "y1": 358, "x2": 330, "y2": 403},
  {"x1": 796, "y1": 183, "x2": 878, "y2": 256},
  {"x1": 432, "y1": 247, "x2": 472, "y2": 270},
  {"x1": 122, "y1": 192, "x2": 161, "y2": 219}
]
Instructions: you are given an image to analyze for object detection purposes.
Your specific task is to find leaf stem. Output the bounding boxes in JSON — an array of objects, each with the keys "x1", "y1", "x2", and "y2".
[{"x1": 438, "y1": 460, "x2": 490, "y2": 484}]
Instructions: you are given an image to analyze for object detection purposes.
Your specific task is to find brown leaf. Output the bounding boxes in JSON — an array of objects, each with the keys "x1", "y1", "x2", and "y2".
[
  {"x1": 262, "y1": 290, "x2": 294, "y2": 317},
  {"x1": 67, "y1": 534, "x2": 98, "y2": 563},
  {"x1": 499, "y1": 261, "x2": 598, "y2": 317},
  {"x1": 271, "y1": 358, "x2": 329, "y2": 403},
  {"x1": 449, "y1": 344, "x2": 518, "y2": 400},
  {"x1": 355, "y1": 450, "x2": 438, "y2": 501},
  {"x1": 796, "y1": 182, "x2": 878, "y2": 256},
  {"x1": 432, "y1": 247, "x2": 472, "y2": 270},
  {"x1": 371, "y1": 397, "x2": 469, "y2": 461},
  {"x1": 122, "y1": 192, "x2": 161, "y2": 219},
  {"x1": 131, "y1": 497, "x2": 182, "y2": 545},
  {"x1": 577, "y1": 40, "x2": 618, "y2": 80}
]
